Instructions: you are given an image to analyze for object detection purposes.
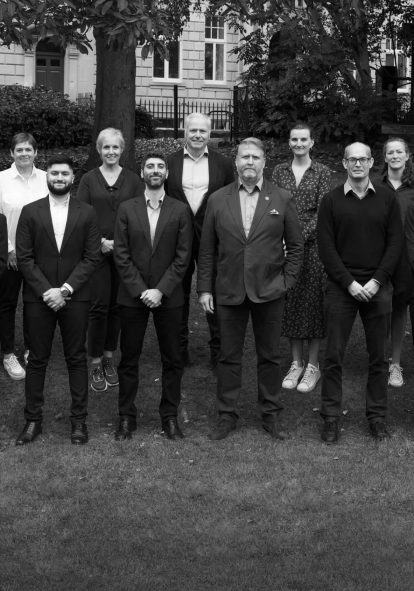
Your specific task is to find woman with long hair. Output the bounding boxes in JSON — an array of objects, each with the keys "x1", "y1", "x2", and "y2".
[
  {"x1": 272, "y1": 122, "x2": 331, "y2": 393},
  {"x1": 381, "y1": 137, "x2": 414, "y2": 387}
]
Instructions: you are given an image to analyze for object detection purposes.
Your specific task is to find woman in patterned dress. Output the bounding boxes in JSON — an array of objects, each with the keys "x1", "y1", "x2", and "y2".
[
  {"x1": 272, "y1": 123, "x2": 331, "y2": 393},
  {"x1": 380, "y1": 138, "x2": 414, "y2": 388}
]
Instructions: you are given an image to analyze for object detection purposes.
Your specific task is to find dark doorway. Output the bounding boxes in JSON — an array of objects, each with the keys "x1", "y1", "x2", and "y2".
[{"x1": 36, "y1": 39, "x2": 64, "y2": 92}]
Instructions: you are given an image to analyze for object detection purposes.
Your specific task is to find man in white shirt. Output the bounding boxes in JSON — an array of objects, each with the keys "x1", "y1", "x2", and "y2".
[
  {"x1": 0, "y1": 132, "x2": 48, "y2": 380},
  {"x1": 15, "y1": 155, "x2": 100, "y2": 446},
  {"x1": 165, "y1": 113, "x2": 234, "y2": 367}
]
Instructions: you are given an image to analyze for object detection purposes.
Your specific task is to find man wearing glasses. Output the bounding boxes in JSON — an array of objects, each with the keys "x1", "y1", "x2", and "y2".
[{"x1": 316, "y1": 142, "x2": 402, "y2": 443}]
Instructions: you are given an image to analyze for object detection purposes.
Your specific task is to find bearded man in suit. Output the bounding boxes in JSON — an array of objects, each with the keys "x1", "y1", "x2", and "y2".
[
  {"x1": 15, "y1": 155, "x2": 100, "y2": 446},
  {"x1": 114, "y1": 152, "x2": 192, "y2": 441},
  {"x1": 165, "y1": 112, "x2": 234, "y2": 367},
  {"x1": 198, "y1": 138, "x2": 303, "y2": 440}
]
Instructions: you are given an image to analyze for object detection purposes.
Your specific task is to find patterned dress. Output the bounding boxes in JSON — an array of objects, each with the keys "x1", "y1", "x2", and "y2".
[{"x1": 272, "y1": 160, "x2": 331, "y2": 339}]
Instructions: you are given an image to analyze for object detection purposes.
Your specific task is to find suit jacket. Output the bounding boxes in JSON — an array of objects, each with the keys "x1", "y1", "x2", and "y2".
[
  {"x1": 16, "y1": 197, "x2": 101, "y2": 302},
  {"x1": 197, "y1": 178, "x2": 304, "y2": 305},
  {"x1": 0, "y1": 213, "x2": 7, "y2": 278},
  {"x1": 114, "y1": 194, "x2": 193, "y2": 308},
  {"x1": 165, "y1": 148, "x2": 235, "y2": 247}
]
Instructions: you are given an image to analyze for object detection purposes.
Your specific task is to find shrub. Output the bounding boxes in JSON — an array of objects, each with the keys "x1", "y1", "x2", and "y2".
[
  {"x1": 0, "y1": 84, "x2": 94, "y2": 149},
  {"x1": 135, "y1": 106, "x2": 156, "y2": 138}
]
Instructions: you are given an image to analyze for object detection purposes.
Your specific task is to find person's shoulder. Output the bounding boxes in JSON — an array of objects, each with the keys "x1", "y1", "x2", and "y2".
[
  {"x1": 122, "y1": 167, "x2": 141, "y2": 181},
  {"x1": 21, "y1": 196, "x2": 48, "y2": 215},
  {"x1": 210, "y1": 180, "x2": 236, "y2": 201},
  {"x1": 167, "y1": 148, "x2": 184, "y2": 163},
  {"x1": 312, "y1": 161, "x2": 331, "y2": 174},
  {"x1": 372, "y1": 181, "x2": 395, "y2": 198},
  {"x1": 164, "y1": 194, "x2": 188, "y2": 211},
  {"x1": 0, "y1": 166, "x2": 14, "y2": 180},
  {"x1": 264, "y1": 177, "x2": 290, "y2": 198}
]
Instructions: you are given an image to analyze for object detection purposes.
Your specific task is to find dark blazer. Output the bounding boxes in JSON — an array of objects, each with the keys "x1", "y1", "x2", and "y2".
[
  {"x1": 76, "y1": 167, "x2": 143, "y2": 240},
  {"x1": 0, "y1": 213, "x2": 7, "y2": 277},
  {"x1": 114, "y1": 194, "x2": 193, "y2": 308},
  {"x1": 197, "y1": 178, "x2": 304, "y2": 305},
  {"x1": 165, "y1": 148, "x2": 235, "y2": 245},
  {"x1": 16, "y1": 197, "x2": 101, "y2": 302}
]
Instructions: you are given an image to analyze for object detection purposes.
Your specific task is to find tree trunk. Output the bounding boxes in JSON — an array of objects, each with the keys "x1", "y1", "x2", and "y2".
[{"x1": 78, "y1": 30, "x2": 137, "y2": 181}]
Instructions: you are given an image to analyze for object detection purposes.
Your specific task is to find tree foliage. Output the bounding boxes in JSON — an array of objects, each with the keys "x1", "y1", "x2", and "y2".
[{"x1": 206, "y1": 0, "x2": 414, "y2": 140}]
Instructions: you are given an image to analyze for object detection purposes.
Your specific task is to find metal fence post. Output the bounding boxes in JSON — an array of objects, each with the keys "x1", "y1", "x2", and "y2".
[{"x1": 174, "y1": 85, "x2": 178, "y2": 139}]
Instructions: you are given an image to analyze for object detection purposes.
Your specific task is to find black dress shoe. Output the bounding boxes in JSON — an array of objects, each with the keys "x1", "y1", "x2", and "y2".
[
  {"x1": 16, "y1": 421, "x2": 42, "y2": 446},
  {"x1": 114, "y1": 418, "x2": 137, "y2": 441},
  {"x1": 321, "y1": 419, "x2": 339, "y2": 444},
  {"x1": 369, "y1": 421, "x2": 390, "y2": 441},
  {"x1": 71, "y1": 422, "x2": 88, "y2": 445},
  {"x1": 210, "y1": 418, "x2": 236, "y2": 440},
  {"x1": 162, "y1": 418, "x2": 185, "y2": 440},
  {"x1": 262, "y1": 421, "x2": 287, "y2": 440}
]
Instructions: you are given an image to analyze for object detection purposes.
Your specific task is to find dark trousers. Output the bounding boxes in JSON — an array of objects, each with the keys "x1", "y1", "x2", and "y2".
[
  {"x1": 216, "y1": 296, "x2": 285, "y2": 421},
  {"x1": 118, "y1": 305, "x2": 184, "y2": 423},
  {"x1": 182, "y1": 254, "x2": 220, "y2": 361},
  {"x1": 321, "y1": 280, "x2": 392, "y2": 422},
  {"x1": 23, "y1": 301, "x2": 89, "y2": 423},
  {"x1": 0, "y1": 268, "x2": 28, "y2": 353},
  {"x1": 87, "y1": 254, "x2": 120, "y2": 358}
]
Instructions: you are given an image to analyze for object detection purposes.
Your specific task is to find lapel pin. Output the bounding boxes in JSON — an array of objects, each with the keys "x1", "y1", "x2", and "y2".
[
  {"x1": 265, "y1": 196, "x2": 270, "y2": 201},
  {"x1": 269, "y1": 209, "x2": 279, "y2": 215}
]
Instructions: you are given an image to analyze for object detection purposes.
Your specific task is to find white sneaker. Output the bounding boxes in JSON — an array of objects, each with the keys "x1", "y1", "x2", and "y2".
[
  {"x1": 3, "y1": 353, "x2": 26, "y2": 381},
  {"x1": 282, "y1": 361, "x2": 304, "y2": 390},
  {"x1": 388, "y1": 363, "x2": 403, "y2": 388},
  {"x1": 297, "y1": 363, "x2": 321, "y2": 393}
]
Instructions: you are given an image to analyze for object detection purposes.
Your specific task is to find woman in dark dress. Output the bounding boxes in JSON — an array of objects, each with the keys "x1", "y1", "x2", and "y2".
[
  {"x1": 77, "y1": 128, "x2": 142, "y2": 392},
  {"x1": 272, "y1": 123, "x2": 331, "y2": 393},
  {"x1": 380, "y1": 138, "x2": 414, "y2": 388}
]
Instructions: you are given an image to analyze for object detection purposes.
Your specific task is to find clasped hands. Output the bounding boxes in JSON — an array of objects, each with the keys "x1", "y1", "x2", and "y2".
[
  {"x1": 347, "y1": 279, "x2": 380, "y2": 302},
  {"x1": 140, "y1": 289, "x2": 163, "y2": 308},
  {"x1": 42, "y1": 288, "x2": 70, "y2": 312}
]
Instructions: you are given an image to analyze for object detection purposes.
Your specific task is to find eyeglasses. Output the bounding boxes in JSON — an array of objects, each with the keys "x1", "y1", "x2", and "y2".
[{"x1": 345, "y1": 157, "x2": 371, "y2": 165}]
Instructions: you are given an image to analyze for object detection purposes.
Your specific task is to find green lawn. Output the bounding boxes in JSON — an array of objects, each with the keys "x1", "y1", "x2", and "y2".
[{"x1": 1, "y1": 292, "x2": 414, "y2": 591}]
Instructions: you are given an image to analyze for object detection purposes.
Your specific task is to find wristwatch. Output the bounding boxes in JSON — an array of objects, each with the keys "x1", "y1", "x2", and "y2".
[{"x1": 60, "y1": 286, "x2": 70, "y2": 298}]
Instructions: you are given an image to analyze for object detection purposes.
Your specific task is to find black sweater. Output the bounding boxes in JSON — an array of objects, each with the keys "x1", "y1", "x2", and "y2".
[{"x1": 316, "y1": 183, "x2": 403, "y2": 288}]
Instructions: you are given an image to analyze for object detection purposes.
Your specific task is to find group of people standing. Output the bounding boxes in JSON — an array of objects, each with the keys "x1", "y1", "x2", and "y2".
[{"x1": 1, "y1": 113, "x2": 413, "y2": 447}]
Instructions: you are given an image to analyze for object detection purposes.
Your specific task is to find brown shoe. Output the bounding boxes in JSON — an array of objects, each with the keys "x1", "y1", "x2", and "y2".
[
  {"x1": 71, "y1": 422, "x2": 88, "y2": 445},
  {"x1": 162, "y1": 418, "x2": 185, "y2": 440},
  {"x1": 114, "y1": 418, "x2": 137, "y2": 441},
  {"x1": 16, "y1": 421, "x2": 42, "y2": 446},
  {"x1": 210, "y1": 418, "x2": 236, "y2": 440}
]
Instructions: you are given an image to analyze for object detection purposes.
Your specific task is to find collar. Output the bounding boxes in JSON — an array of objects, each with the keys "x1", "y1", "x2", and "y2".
[
  {"x1": 344, "y1": 179, "x2": 375, "y2": 197},
  {"x1": 11, "y1": 162, "x2": 40, "y2": 180},
  {"x1": 184, "y1": 146, "x2": 209, "y2": 161},
  {"x1": 145, "y1": 191, "x2": 165, "y2": 208},
  {"x1": 238, "y1": 177, "x2": 264, "y2": 193},
  {"x1": 49, "y1": 194, "x2": 70, "y2": 207}
]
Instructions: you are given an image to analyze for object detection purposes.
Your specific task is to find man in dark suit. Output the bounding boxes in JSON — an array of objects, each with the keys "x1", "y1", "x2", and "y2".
[
  {"x1": 15, "y1": 155, "x2": 101, "y2": 446},
  {"x1": 114, "y1": 152, "x2": 192, "y2": 441},
  {"x1": 165, "y1": 112, "x2": 234, "y2": 367},
  {"x1": 198, "y1": 138, "x2": 303, "y2": 440}
]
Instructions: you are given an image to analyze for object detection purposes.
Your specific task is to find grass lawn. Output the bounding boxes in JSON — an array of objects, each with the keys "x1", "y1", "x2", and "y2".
[
  {"x1": 1, "y1": 290, "x2": 414, "y2": 591},
  {"x1": 1, "y1": 143, "x2": 412, "y2": 590}
]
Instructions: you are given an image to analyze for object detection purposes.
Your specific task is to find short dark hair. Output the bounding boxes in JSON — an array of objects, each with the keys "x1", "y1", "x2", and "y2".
[
  {"x1": 141, "y1": 152, "x2": 168, "y2": 169},
  {"x1": 289, "y1": 122, "x2": 313, "y2": 139},
  {"x1": 11, "y1": 132, "x2": 37, "y2": 152},
  {"x1": 46, "y1": 154, "x2": 75, "y2": 171}
]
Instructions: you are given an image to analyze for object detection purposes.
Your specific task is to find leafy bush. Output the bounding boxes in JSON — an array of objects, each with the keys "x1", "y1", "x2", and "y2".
[
  {"x1": 135, "y1": 106, "x2": 156, "y2": 138},
  {"x1": 0, "y1": 84, "x2": 94, "y2": 148}
]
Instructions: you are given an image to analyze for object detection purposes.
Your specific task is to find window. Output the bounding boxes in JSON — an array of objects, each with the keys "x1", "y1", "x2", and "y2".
[
  {"x1": 153, "y1": 41, "x2": 180, "y2": 80},
  {"x1": 205, "y1": 16, "x2": 225, "y2": 82}
]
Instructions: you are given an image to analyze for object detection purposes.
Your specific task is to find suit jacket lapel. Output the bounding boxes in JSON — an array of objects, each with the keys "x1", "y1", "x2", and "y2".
[
  {"x1": 152, "y1": 197, "x2": 173, "y2": 253},
  {"x1": 37, "y1": 198, "x2": 59, "y2": 251},
  {"x1": 133, "y1": 197, "x2": 152, "y2": 246},
  {"x1": 60, "y1": 198, "x2": 81, "y2": 252},
  {"x1": 247, "y1": 180, "x2": 275, "y2": 240},
  {"x1": 227, "y1": 183, "x2": 246, "y2": 241}
]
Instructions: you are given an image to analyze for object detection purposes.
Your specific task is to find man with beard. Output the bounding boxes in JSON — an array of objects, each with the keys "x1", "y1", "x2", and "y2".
[
  {"x1": 15, "y1": 155, "x2": 101, "y2": 445},
  {"x1": 198, "y1": 138, "x2": 303, "y2": 440},
  {"x1": 113, "y1": 153, "x2": 192, "y2": 441}
]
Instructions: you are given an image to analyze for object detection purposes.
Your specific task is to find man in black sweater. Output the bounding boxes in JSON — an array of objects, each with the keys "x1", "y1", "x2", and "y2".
[{"x1": 316, "y1": 142, "x2": 403, "y2": 443}]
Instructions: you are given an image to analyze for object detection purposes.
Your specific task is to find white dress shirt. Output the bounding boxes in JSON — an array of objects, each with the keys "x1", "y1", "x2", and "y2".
[
  {"x1": 48, "y1": 194, "x2": 73, "y2": 294},
  {"x1": 239, "y1": 178, "x2": 263, "y2": 237},
  {"x1": 182, "y1": 147, "x2": 209, "y2": 215},
  {"x1": 0, "y1": 163, "x2": 48, "y2": 252},
  {"x1": 146, "y1": 193, "x2": 165, "y2": 245}
]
